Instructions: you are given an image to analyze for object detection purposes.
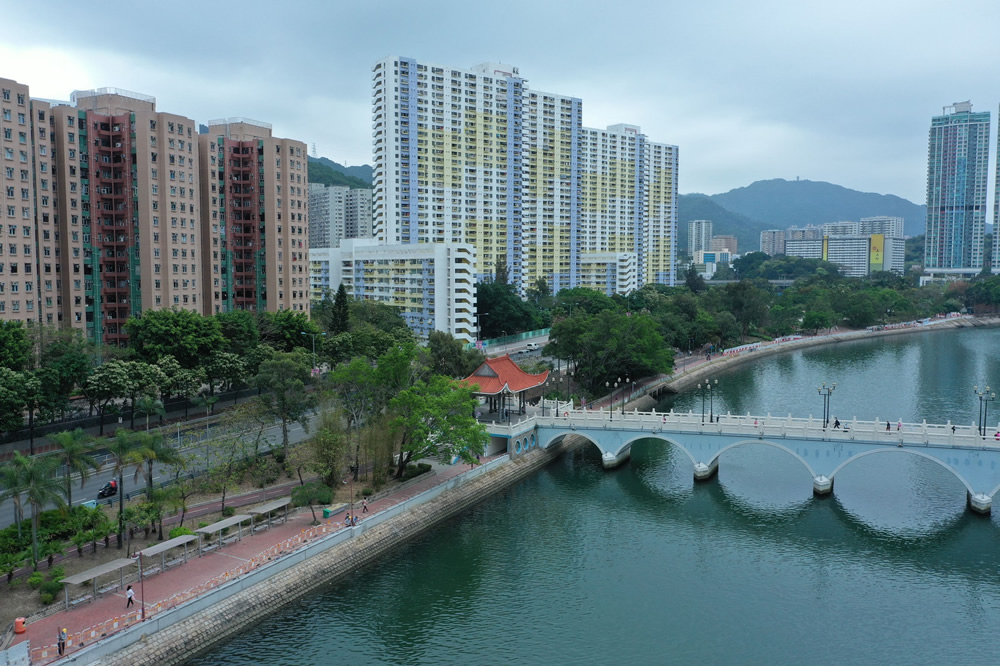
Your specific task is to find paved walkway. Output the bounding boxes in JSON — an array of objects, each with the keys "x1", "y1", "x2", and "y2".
[{"x1": 13, "y1": 454, "x2": 502, "y2": 664}]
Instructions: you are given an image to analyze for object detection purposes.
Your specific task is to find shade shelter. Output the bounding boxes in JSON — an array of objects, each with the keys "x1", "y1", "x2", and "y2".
[
  {"x1": 246, "y1": 497, "x2": 292, "y2": 530},
  {"x1": 60, "y1": 558, "x2": 136, "y2": 610},
  {"x1": 138, "y1": 534, "x2": 199, "y2": 575},
  {"x1": 460, "y1": 354, "x2": 550, "y2": 421},
  {"x1": 195, "y1": 515, "x2": 252, "y2": 553}
]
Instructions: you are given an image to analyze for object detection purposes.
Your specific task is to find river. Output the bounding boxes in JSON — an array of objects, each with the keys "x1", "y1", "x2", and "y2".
[{"x1": 193, "y1": 327, "x2": 1000, "y2": 665}]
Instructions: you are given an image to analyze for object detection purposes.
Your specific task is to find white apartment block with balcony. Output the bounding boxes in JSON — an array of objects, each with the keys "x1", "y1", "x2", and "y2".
[
  {"x1": 577, "y1": 252, "x2": 638, "y2": 296},
  {"x1": 859, "y1": 216, "x2": 904, "y2": 238},
  {"x1": 785, "y1": 235, "x2": 904, "y2": 277},
  {"x1": 371, "y1": 56, "x2": 678, "y2": 301},
  {"x1": 310, "y1": 239, "x2": 477, "y2": 342}
]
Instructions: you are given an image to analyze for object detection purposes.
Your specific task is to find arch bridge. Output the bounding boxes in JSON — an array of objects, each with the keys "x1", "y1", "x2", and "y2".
[{"x1": 486, "y1": 409, "x2": 1000, "y2": 515}]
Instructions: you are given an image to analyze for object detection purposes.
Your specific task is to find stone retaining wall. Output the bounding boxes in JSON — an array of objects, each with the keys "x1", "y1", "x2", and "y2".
[{"x1": 87, "y1": 438, "x2": 582, "y2": 666}]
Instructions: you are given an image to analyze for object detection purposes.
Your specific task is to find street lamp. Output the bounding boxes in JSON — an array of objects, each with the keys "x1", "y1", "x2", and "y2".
[
  {"x1": 300, "y1": 331, "x2": 327, "y2": 372},
  {"x1": 621, "y1": 376, "x2": 630, "y2": 415},
  {"x1": 974, "y1": 385, "x2": 996, "y2": 436},
  {"x1": 697, "y1": 379, "x2": 718, "y2": 425},
  {"x1": 817, "y1": 382, "x2": 836, "y2": 429},
  {"x1": 605, "y1": 380, "x2": 613, "y2": 422},
  {"x1": 476, "y1": 311, "x2": 489, "y2": 344}
]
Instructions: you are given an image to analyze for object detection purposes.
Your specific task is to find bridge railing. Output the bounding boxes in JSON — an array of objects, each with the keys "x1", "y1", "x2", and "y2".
[{"x1": 526, "y1": 409, "x2": 1000, "y2": 450}]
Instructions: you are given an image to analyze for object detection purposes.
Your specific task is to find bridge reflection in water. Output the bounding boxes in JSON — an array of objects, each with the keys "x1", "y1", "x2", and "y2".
[{"x1": 487, "y1": 410, "x2": 1000, "y2": 515}]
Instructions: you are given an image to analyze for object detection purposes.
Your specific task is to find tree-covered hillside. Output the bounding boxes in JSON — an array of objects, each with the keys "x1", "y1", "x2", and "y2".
[{"x1": 307, "y1": 160, "x2": 371, "y2": 189}]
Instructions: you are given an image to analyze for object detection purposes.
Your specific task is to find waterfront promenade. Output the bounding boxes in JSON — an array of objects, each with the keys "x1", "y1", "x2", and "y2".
[{"x1": 9, "y1": 455, "x2": 502, "y2": 664}]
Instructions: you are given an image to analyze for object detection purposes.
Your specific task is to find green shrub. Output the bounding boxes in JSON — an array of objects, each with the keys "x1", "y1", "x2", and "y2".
[
  {"x1": 401, "y1": 463, "x2": 432, "y2": 481},
  {"x1": 198, "y1": 522, "x2": 209, "y2": 529},
  {"x1": 48, "y1": 566, "x2": 65, "y2": 583},
  {"x1": 168, "y1": 526, "x2": 195, "y2": 539},
  {"x1": 27, "y1": 571, "x2": 44, "y2": 589},
  {"x1": 40, "y1": 592, "x2": 54, "y2": 605},
  {"x1": 221, "y1": 506, "x2": 235, "y2": 518},
  {"x1": 361, "y1": 487, "x2": 373, "y2": 497},
  {"x1": 40, "y1": 580, "x2": 62, "y2": 597}
]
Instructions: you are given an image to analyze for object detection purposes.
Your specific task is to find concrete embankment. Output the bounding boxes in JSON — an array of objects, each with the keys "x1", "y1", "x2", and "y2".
[
  {"x1": 91, "y1": 438, "x2": 584, "y2": 666},
  {"x1": 660, "y1": 315, "x2": 1000, "y2": 396}
]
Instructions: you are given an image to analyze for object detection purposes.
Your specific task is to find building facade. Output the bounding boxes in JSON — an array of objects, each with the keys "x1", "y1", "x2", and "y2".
[
  {"x1": 197, "y1": 118, "x2": 309, "y2": 316},
  {"x1": 1, "y1": 77, "x2": 308, "y2": 344},
  {"x1": 785, "y1": 234, "x2": 904, "y2": 277},
  {"x1": 759, "y1": 229, "x2": 785, "y2": 256},
  {"x1": 924, "y1": 101, "x2": 990, "y2": 275},
  {"x1": 308, "y1": 183, "x2": 372, "y2": 249},
  {"x1": 310, "y1": 240, "x2": 476, "y2": 341},
  {"x1": 709, "y1": 234, "x2": 737, "y2": 254},
  {"x1": 859, "y1": 216, "x2": 904, "y2": 238},
  {"x1": 371, "y1": 57, "x2": 678, "y2": 300},
  {"x1": 688, "y1": 219, "x2": 712, "y2": 257}
]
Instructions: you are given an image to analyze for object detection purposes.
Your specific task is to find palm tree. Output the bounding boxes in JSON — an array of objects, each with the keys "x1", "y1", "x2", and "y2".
[
  {"x1": 19, "y1": 453, "x2": 66, "y2": 567},
  {"x1": 192, "y1": 393, "x2": 219, "y2": 417},
  {"x1": 139, "y1": 433, "x2": 182, "y2": 500},
  {"x1": 105, "y1": 430, "x2": 147, "y2": 549},
  {"x1": 48, "y1": 428, "x2": 99, "y2": 508},
  {"x1": 0, "y1": 455, "x2": 29, "y2": 543},
  {"x1": 135, "y1": 396, "x2": 166, "y2": 432}
]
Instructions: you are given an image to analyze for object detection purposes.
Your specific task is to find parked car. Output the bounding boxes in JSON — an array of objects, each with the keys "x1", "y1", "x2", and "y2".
[{"x1": 97, "y1": 480, "x2": 118, "y2": 499}]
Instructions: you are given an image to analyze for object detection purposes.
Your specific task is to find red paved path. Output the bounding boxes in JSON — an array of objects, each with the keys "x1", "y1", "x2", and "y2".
[{"x1": 14, "y1": 456, "x2": 498, "y2": 664}]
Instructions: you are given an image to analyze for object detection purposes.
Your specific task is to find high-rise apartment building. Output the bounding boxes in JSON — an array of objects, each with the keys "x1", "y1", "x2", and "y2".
[
  {"x1": 822, "y1": 221, "x2": 860, "y2": 237},
  {"x1": 859, "y1": 216, "x2": 904, "y2": 238},
  {"x1": 924, "y1": 102, "x2": 990, "y2": 275},
  {"x1": 371, "y1": 57, "x2": 677, "y2": 298},
  {"x1": 785, "y1": 235, "x2": 904, "y2": 277},
  {"x1": 308, "y1": 184, "x2": 372, "y2": 249},
  {"x1": 710, "y1": 234, "x2": 737, "y2": 254},
  {"x1": 1, "y1": 77, "x2": 307, "y2": 344},
  {"x1": 688, "y1": 220, "x2": 712, "y2": 257},
  {"x1": 198, "y1": 119, "x2": 309, "y2": 315},
  {"x1": 786, "y1": 225, "x2": 822, "y2": 241},
  {"x1": 759, "y1": 229, "x2": 785, "y2": 256}
]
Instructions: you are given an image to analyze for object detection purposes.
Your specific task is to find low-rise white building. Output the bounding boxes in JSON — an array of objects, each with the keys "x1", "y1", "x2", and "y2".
[{"x1": 310, "y1": 240, "x2": 477, "y2": 342}]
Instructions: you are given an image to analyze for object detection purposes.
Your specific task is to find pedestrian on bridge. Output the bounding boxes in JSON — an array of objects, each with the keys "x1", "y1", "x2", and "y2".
[
  {"x1": 833, "y1": 418, "x2": 841, "y2": 429},
  {"x1": 886, "y1": 421, "x2": 891, "y2": 431}
]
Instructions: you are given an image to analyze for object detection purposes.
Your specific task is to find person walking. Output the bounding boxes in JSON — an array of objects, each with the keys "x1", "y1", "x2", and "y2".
[
  {"x1": 57, "y1": 628, "x2": 67, "y2": 655},
  {"x1": 833, "y1": 418, "x2": 841, "y2": 429},
  {"x1": 886, "y1": 421, "x2": 891, "y2": 432},
  {"x1": 897, "y1": 419, "x2": 902, "y2": 431},
  {"x1": 362, "y1": 498, "x2": 368, "y2": 514},
  {"x1": 126, "y1": 585, "x2": 135, "y2": 608}
]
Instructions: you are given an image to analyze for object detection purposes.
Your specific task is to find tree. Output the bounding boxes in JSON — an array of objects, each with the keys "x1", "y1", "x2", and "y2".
[
  {"x1": 125, "y1": 309, "x2": 224, "y2": 369},
  {"x1": 138, "y1": 433, "x2": 182, "y2": 500},
  {"x1": 331, "y1": 283, "x2": 350, "y2": 335},
  {"x1": 164, "y1": 454, "x2": 196, "y2": 528},
  {"x1": 0, "y1": 453, "x2": 29, "y2": 543},
  {"x1": 0, "y1": 321, "x2": 31, "y2": 371},
  {"x1": 685, "y1": 265, "x2": 707, "y2": 292},
  {"x1": 204, "y1": 350, "x2": 246, "y2": 397},
  {"x1": 191, "y1": 393, "x2": 219, "y2": 417},
  {"x1": 85, "y1": 360, "x2": 132, "y2": 436},
  {"x1": 329, "y1": 357, "x2": 379, "y2": 480},
  {"x1": 428, "y1": 330, "x2": 485, "y2": 378},
  {"x1": 475, "y1": 280, "x2": 542, "y2": 338},
  {"x1": 255, "y1": 350, "x2": 317, "y2": 456},
  {"x1": 389, "y1": 375, "x2": 487, "y2": 479},
  {"x1": 215, "y1": 310, "x2": 260, "y2": 357},
  {"x1": 0, "y1": 550, "x2": 28, "y2": 583},
  {"x1": 124, "y1": 361, "x2": 168, "y2": 430},
  {"x1": 17, "y1": 453, "x2": 66, "y2": 566},
  {"x1": 207, "y1": 434, "x2": 248, "y2": 515},
  {"x1": 106, "y1": 429, "x2": 147, "y2": 548},
  {"x1": 48, "y1": 428, "x2": 99, "y2": 509},
  {"x1": 168, "y1": 366, "x2": 206, "y2": 418},
  {"x1": 37, "y1": 330, "x2": 92, "y2": 418},
  {"x1": 724, "y1": 280, "x2": 771, "y2": 341},
  {"x1": 0, "y1": 368, "x2": 27, "y2": 434},
  {"x1": 291, "y1": 482, "x2": 333, "y2": 526},
  {"x1": 307, "y1": 411, "x2": 351, "y2": 487},
  {"x1": 493, "y1": 254, "x2": 510, "y2": 285},
  {"x1": 135, "y1": 396, "x2": 166, "y2": 431},
  {"x1": 802, "y1": 310, "x2": 833, "y2": 334},
  {"x1": 259, "y1": 310, "x2": 319, "y2": 352}
]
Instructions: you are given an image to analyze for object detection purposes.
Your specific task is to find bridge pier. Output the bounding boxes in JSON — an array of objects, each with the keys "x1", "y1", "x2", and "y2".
[
  {"x1": 693, "y1": 459, "x2": 718, "y2": 482},
  {"x1": 967, "y1": 491, "x2": 992, "y2": 516},
  {"x1": 601, "y1": 445, "x2": 632, "y2": 469},
  {"x1": 812, "y1": 475, "x2": 834, "y2": 496}
]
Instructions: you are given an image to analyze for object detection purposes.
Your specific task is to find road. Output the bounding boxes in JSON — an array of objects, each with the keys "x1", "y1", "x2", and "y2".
[{"x1": 0, "y1": 417, "x2": 317, "y2": 529}]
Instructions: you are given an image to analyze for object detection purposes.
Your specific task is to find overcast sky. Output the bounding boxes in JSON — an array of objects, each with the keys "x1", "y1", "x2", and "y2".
[{"x1": 4, "y1": 0, "x2": 999, "y2": 203}]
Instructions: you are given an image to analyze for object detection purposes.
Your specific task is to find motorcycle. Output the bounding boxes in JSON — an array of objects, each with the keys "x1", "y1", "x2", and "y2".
[{"x1": 97, "y1": 481, "x2": 118, "y2": 499}]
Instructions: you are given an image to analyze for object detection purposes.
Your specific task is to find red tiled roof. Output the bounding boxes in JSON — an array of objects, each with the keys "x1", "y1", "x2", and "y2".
[{"x1": 459, "y1": 354, "x2": 550, "y2": 395}]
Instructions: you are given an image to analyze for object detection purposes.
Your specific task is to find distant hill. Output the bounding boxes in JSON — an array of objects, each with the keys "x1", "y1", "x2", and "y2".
[
  {"x1": 707, "y1": 178, "x2": 925, "y2": 237},
  {"x1": 308, "y1": 156, "x2": 373, "y2": 187},
  {"x1": 678, "y1": 194, "x2": 772, "y2": 256}
]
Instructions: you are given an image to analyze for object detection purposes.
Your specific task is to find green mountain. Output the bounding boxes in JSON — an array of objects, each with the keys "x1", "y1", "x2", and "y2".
[
  {"x1": 307, "y1": 156, "x2": 373, "y2": 187},
  {"x1": 707, "y1": 178, "x2": 925, "y2": 238},
  {"x1": 677, "y1": 194, "x2": 772, "y2": 256}
]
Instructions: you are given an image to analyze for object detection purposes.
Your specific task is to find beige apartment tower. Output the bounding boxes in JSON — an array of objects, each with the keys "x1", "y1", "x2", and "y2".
[{"x1": 199, "y1": 119, "x2": 309, "y2": 315}]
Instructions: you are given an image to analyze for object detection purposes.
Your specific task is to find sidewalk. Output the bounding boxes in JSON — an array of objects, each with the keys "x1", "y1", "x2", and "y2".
[{"x1": 12, "y1": 454, "x2": 502, "y2": 664}]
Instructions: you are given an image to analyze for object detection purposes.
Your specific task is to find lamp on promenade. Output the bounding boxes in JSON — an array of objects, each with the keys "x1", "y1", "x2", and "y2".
[
  {"x1": 698, "y1": 379, "x2": 717, "y2": 424},
  {"x1": 605, "y1": 381, "x2": 612, "y2": 422},
  {"x1": 974, "y1": 385, "x2": 995, "y2": 436},
  {"x1": 476, "y1": 311, "x2": 489, "y2": 344},
  {"x1": 621, "y1": 376, "x2": 629, "y2": 415},
  {"x1": 817, "y1": 382, "x2": 836, "y2": 429}
]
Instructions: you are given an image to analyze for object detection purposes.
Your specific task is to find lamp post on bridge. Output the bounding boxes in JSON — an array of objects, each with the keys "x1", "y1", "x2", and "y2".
[
  {"x1": 621, "y1": 375, "x2": 630, "y2": 415},
  {"x1": 697, "y1": 378, "x2": 717, "y2": 425},
  {"x1": 817, "y1": 382, "x2": 836, "y2": 429},
  {"x1": 974, "y1": 384, "x2": 995, "y2": 436}
]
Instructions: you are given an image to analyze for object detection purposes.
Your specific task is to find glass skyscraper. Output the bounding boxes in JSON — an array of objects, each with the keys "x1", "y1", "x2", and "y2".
[{"x1": 924, "y1": 101, "x2": 990, "y2": 273}]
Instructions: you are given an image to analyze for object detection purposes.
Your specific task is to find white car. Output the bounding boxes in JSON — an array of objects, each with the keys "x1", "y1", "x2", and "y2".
[{"x1": 525, "y1": 342, "x2": 540, "y2": 352}]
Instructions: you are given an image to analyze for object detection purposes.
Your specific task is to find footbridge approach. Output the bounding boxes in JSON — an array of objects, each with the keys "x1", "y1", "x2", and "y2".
[{"x1": 486, "y1": 410, "x2": 1000, "y2": 515}]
